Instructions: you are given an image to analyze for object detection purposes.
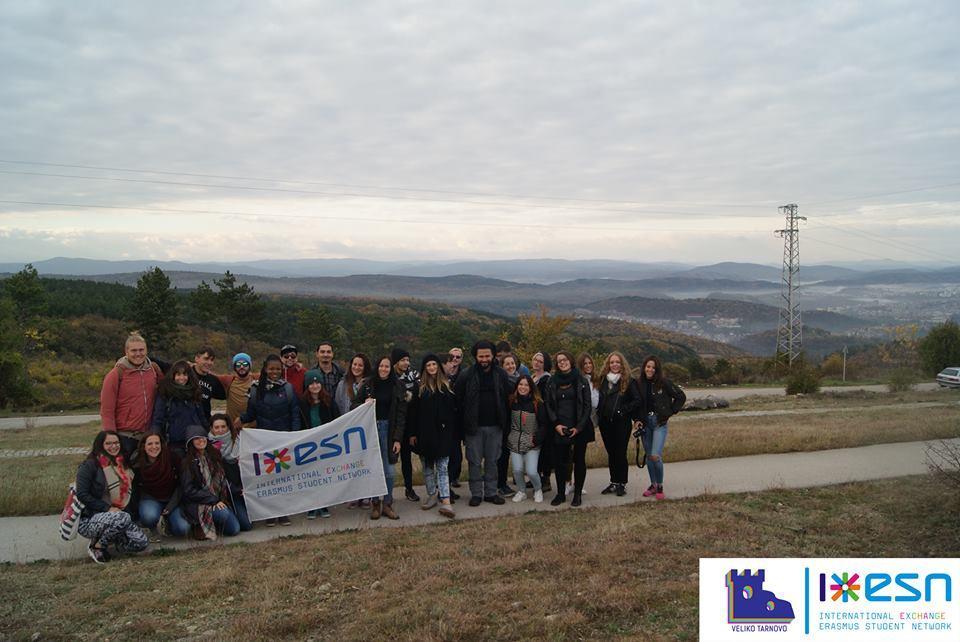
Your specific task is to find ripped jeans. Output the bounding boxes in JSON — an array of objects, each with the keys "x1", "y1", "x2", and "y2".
[{"x1": 641, "y1": 414, "x2": 668, "y2": 486}]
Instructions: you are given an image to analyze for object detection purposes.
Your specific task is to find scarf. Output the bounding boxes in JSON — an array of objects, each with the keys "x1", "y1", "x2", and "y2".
[
  {"x1": 553, "y1": 368, "x2": 579, "y2": 387},
  {"x1": 195, "y1": 453, "x2": 227, "y2": 541},
  {"x1": 168, "y1": 382, "x2": 196, "y2": 402},
  {"x1": 208, "y1": 430, "x2": 239, "y2": 462},
  {"x1": 263, "y1": 377, "x2": 288, "y2": 392},
  {"x1": 138, "y1": 449, "x2": 176, "y2": 498},
  {"x1": 606, "y1": 372, "x2": 621, "y2": 384},
  {"x1": 98, "y1": 454, "x2": 133, "y2": 509}
]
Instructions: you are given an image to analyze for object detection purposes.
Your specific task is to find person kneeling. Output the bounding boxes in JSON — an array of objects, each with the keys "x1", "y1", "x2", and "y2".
[{"x1": 180, "y1": 425, "x2": 242, "y2": 540}]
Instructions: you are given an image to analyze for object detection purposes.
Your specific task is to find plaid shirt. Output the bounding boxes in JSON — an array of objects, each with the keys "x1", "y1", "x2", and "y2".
[{"x1": 313, "y1": 362, "x2": 345, "y2": 400}]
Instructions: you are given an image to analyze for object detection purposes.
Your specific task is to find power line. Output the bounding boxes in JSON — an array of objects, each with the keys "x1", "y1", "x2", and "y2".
[
  {"x1": 804, "y1": 180, "x2": 960, "y2": 206},
  {"x1": 808, "y1": 220, "x2": 954, "y2": 262}
]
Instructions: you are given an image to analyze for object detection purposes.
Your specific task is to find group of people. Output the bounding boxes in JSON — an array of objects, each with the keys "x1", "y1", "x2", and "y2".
[{"x1": 77, "y1": 333, "x2": 685, "y2": 563}]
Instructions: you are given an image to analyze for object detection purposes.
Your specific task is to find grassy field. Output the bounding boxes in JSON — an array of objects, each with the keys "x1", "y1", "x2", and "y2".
[
  {"x1": 2, "y1": 397, "x2": 959, "y2": 517},
  {"x1": 1, "y1": 475, "x2": 957, "y2": 640}
]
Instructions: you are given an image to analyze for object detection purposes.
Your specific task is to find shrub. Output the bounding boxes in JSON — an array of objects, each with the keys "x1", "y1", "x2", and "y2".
[
  {"x1": 887, "y1": 367, "x2": 916, "y2": 392},
  {"x1": 785, "y1": 366, "x2": 821, "y2": 395}
]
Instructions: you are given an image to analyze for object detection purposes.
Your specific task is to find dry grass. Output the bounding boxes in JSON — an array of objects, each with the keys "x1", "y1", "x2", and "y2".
[
  {"x1": 1, "y1": 475, "x2": 957, "y2": 641},
  {"x1": 0, "y1": 454, "x2": 85, "y2": 518},
  {"x1": 0, "y1": 421, "x2": 101, "y2": 451},
  {"x1": 706, "y1": 388, "x2": 959, "y2": 411}
]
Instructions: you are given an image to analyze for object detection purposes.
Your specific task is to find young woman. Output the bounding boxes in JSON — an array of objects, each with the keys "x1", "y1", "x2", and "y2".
[
  {"x1": 75, "y1": 431, "x2": 149, "y2": 563},
  {"x1": 299, "y1": 371, "x2": 336, "y2": 519},
  {"x1": 133, "y1": 434, "x2": 189, "y2": 537},
  {"x1": 407, "y1": 354, "x2": 457, "y2": 518},
  {"x1": 543, "y1": 351, "x2": 593, "y2": 507},
  {"x1": 496, "y1": 352, "x2": 521, "y2": 496},
  {"x1": 334, "y1": 353, "x2": 372, "y2": 509},
  {"x1": 501, "y1": 353, "x2": 521, "y2": 388},
  {"x1": 530, "y1": 351, "x2": 554, "y2": 492},
  {"x1": 241, "y1": 355, "x2": 301, "y2": 525},
  {"x1": 180, "y1": 424, "x2": 242, "y2": 539},
  {"x1": 596, "y1": 351, "x2": 641, "y2": 497},
  {"x1": 358, "y1": 356, "x2": 407, "y2": 520},
  {"x1": 505, "y1": 375, "x2": 548, "y2": 503},
  {"x1": 150, "y1": 360, "x2": 208, "y2": 455},
  {"x1": 334, "y1": 353, "x2": 372, "y2": 416},
  {"x1": 207, "y1": 413, "x2": 252, "y2": 530},
  {"x1": 576, "y1": 352, "x2": 601, "y2": 429},
  {"x1": 636, "y1": 356, "x2": 686, "y2": 500}
]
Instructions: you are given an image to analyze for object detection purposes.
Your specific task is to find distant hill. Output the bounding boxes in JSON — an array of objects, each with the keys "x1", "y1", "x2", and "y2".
[
  {"x1": 733, "y1": 327, "x2": 879, "y2": 358},
  {"x1": 676, "y1": 262, "x2": 860, "y2": 282},
  {"x1": 817, "y1": 267, "x2": 960, "y2": 286}
]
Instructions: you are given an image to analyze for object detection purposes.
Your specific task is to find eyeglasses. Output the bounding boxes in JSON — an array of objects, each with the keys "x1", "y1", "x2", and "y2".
[{"x1": 104, "y1": 440, "x2": 121, "y2": 447}]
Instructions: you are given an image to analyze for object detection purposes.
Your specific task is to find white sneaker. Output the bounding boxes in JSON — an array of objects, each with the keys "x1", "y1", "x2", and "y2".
[
  {"x1": 533, "y1": 490, "x2": 544, "y2": 503},
  {"x1": 512, "y1": 491, "x2": 527, "y2": 503},
  {"x1": 565, "y1": 481, "x2": 574, "y2": 495}
]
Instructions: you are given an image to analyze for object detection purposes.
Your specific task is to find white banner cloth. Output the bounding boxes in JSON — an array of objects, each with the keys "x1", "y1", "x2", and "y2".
[{"x1": 238, "y1": 402, "x2": 386, "y2": 521}]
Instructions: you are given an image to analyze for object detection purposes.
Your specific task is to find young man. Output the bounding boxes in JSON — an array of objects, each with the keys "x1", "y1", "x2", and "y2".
[
  {"x1": 454, "y1": 340, "x2": 512, "y2": 506},
  {"x1": 193, "y1": 346, "x2": 227, "y2": 419},
  {"x1": 312, "y1": 341, "x2": 345, "y2": 411},
  {"x1": 223, "y1": 352, "x2": 258, "y2": 428},
  {"x1": 392, "y1": 347, "x2": 420, "y2": 502},
  {"x1": 280, "y1": 344, "x2": 306, "y2": 396},
  {"x1": 100, "y1": 333, "x2": 165, "y2": 460}
]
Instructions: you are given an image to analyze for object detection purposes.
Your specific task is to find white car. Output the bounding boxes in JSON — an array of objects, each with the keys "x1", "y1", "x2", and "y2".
[{"x1": 936, "y1": 367, "x2": 960, "y2": 388}]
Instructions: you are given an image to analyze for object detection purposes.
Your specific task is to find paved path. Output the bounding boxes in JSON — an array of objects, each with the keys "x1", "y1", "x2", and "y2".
[
  {"x1": 0, "y1": 447, "x2": 87, "y2": 459},
  {"x1": 0, "y1": 414, "x2": 99, "y2": 430},
  {"x1": 684, "y1": 382, "x2": 939, "y2": 400},
  {"x1": 2, "y1": 438, "x2": 952, "y2": 564}
]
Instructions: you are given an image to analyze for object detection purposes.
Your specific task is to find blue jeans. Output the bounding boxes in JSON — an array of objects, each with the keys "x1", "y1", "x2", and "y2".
[
  {"x1": 232, "y1": 494, "x2": 253, "y2": 531},
  {"x1": 374, "y1": 419, "x2": 395, "y2": 505},
  {"x1": 510, "y1": 449, "x2": 541, "y2": 492},
  {"x1": 213, "y1": 506, "x2": 241, "y2": 536},
  {"x1": 421, "y1": 455, "x2": 450, "y2": 500},
  {"x1": 641, "y1": 415, "x2": 668, "y2": 486},
  {"x1": 139, "y1": 497, "x2": 190, "y2": 536}
]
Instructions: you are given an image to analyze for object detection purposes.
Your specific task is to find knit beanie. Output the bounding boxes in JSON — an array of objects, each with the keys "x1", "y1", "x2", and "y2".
[
  {"x1": 390, "y1": 347, "x2": 410, "y2": 365},
  {"x1": 304, "y1": 369, "x2": 324, "y2": 386},
  {"x1": 232, "y1": 352, "x2": 252, "y2": 368},
  {"x1": 420, "y1": 353, "x2": 441, "y2": 372}
]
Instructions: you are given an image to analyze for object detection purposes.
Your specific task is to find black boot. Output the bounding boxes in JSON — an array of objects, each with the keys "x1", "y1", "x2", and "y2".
[
  {"x1": 616, "y1": 483, "x2": 626, "y2": 497},
  {"x1": 550, "y1": 491, "x2": 566, "y2": 506},
  {"x1": 571, "y1": 487, "x2": 583, "y2": 507}
]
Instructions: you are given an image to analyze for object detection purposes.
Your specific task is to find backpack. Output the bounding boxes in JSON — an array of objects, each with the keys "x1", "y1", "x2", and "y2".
[{"x1": 58, "y1": 483, "x2": 85, "y2": 541}]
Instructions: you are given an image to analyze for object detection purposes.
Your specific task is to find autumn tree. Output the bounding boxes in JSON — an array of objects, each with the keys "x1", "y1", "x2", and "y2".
[{"x1": 516, "y1": 305, "x2": 572, "y2": 363}]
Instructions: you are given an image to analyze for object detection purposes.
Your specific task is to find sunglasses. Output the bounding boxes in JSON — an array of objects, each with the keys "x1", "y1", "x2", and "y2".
[
  {"x1": 234, "y1": 361, "x2": 250, "y2": 368},
  {"x1": 450, "y1": 355, "x2": 462, "y2": 360}
]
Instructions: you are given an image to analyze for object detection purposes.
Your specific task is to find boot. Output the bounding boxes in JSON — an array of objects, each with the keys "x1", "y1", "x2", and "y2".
[
  {"x1": 381, "y1": 502, "x2": 399, "y2": 520},
  {"x1": 370, "y1": 499, "x2": 381, "y2": 520},
  {"x1": 571, "y1": 489, "x2": 583, "y2": 507}
]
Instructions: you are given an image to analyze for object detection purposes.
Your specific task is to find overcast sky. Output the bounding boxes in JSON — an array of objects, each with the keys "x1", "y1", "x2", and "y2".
[{"x1": 1, "y1": 1, "x2": 958, "y2": 265}]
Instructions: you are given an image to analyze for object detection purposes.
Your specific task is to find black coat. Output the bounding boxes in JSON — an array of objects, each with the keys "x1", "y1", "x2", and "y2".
[
  {"x1": 597, "y1": 377, "x2": 642, "y2": 431},
  {"x1": 407, "y1": 386, "x2": 458, "y2": 461},
  {"x1": 543, "y1": 373, "x2": 595, "y2": 444},
  {"x1": 241, "y1": 381, "x2": 301, "y2": 431},
  {"x1": 75, "y1": 458, "x2": 134, "y2": 519},
  {"x1": 637, "y1": 378, "x2": 686, "y2": 424},
  {"x1": 357, "y1": 377, "x2": 408, "y2": 444},
  {"x1": 179, "y1": 451, "x2": 233, "y2": 526},
  {"x1": 454, "y1": 364, "x2": 512, "y2": 435},
  {"x1": 299, "y1": 396, "x2": 336, "y2": 429}
]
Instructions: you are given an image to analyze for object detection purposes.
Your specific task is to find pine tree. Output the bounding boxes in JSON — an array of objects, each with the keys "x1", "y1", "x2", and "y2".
[{"x1": 130, "y1": 267, "x2": 180, "y2": 352}]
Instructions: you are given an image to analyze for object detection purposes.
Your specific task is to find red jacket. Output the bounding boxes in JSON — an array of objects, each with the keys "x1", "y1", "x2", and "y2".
[
  {"x1": 100, "y1": 359, "x2": 162, "y2": 433},
  {"x1": 283, "y1": 364, "x2": 305, "y2": 397}
]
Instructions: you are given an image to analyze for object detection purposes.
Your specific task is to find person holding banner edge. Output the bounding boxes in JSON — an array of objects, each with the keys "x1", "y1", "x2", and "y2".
[
  {"x1": 300, "y1": 370, "x2": 336, "y2": 519},
  {"x1": 358, "y1": 356, "x2": 408, "y2": 520}
]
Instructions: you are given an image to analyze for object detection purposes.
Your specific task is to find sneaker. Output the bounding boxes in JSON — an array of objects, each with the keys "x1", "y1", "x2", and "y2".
[
  {"x1": 512, "y1": 491, "x2": 527, "y2": 503},
  {"x1": 565, "y1": 481, "x2": 574, "y2": 496},
  {"x1": 381, "y1": 503, "x2": 399, "y2": 520},
  {"x1": 601, "y1": 483, "x2": 617, "y2": 495},
  {"x1": 319, "y1": 508, "x2": 331, "y2": 518},
  {"x1": 533, "y1": 490, "x2": 544, "y2": 503},
  {"x1": 642, "y1": 484, "x2": 657, "y2": 498},
  {"x1": 265, "y1": 518, "x2": 278, "y2": 527},
  {"x1": 421, "y1": 492, "x2": 438, "y2": 510},
  {"x1": 655, "y1": 486, "x2": 665, "y2": 500},
  {"x1": 438, "y1": 503, "x2": 455, "y2": 519},
  {"x1": 347, "y1": 500, "x2": 359, "y2": 509},
  {"x1": 87, "y1": 544, "x2": 108, "y2": 564},
  {"x1": 484, "y1": 495, "x2": 505, "y2": 505},
  {"x1": 498, "y1": 485, "x2": 515, "y2": 498},
  {"x1": 616, "y1": 484, "x2": 627, "y2": 497},
  {"x1": 468, "y1": 496, "x2": 482, "y2": 507},
  {"x1": 405, "y1": 488, "x2": 420, "y2": 502},
  {"x1": 278, "y1": 516, "x2": 292, "y2": 526},
  {"x1": 306, "y1": 510, "x2": 318, "y2": 520}
]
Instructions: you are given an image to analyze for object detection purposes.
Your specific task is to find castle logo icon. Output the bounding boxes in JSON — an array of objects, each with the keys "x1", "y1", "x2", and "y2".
[{"x1": 725, "y1": 569, "x2": 795, "y2": 624}]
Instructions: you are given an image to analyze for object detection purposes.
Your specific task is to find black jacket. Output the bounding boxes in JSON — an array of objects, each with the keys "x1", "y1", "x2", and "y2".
[
  {"x1": 637, "y1": 378, "x2": 686, "y2": 424},
  {"x1": 241, "y1": 381, "x2": 301, "y2": 431},
  {"x1": 597, "y1": 376, "x2": 642, "y2": 430},
  {"x1": 454, "y1": 364, "x2": 512, "y2": 435},
  {"x1": 75, "y1": 458, "x2": 134, "y2": 519},
  {"x1": 543, "y1": 373, "x2": 595, "y2": 444},
  {"x1": 179, "y1": 451, "x2": 233, "y2": 526},
  {"x1": 407, "y1": 386, "x2": 459, "y2": 461},
  {"x1": 357, "y1": 376, "x2": 408, "y2": 444}
]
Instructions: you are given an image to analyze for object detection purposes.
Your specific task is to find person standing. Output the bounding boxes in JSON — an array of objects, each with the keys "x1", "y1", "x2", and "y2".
[
  {"x1": 543, "y1": 351, "x2": 593, "y2": 507},
  {"x1": 407, "y1": 354, "x2": 457, "y2": 518},
  {"x1": 312, "y1": 341, "x2": 345, "y2": 409},
  {"x1": 240, "y1": 354, "x2": 300, "y2": 525},
  {"x1": 530, "y1": 351, "x2": 554, "y2": 492},
  {"x1": 636, "y1": 356, "x2": 686, "y2": 500},
  {"x1": 223, "y1": 352, "x2": 258, "y2": 429},
  {"x1": 392, "y1": 347, "x2": 420, "y2": 502},
  {"x1": 75, "y1": 431, "x2": 149, "y2": 563},
  {"x1": 358, "y1": 356, "x2": 407, "y2": 520},
  {"x1": 150, "y1": 360, "x2": 208, "y2": 455},
  {"x1": 99, "y1": 333, "x2": 164, "y2": 460},
  {"x1": 191, "y1": 346, "x2": 227, "y2": 420},
  {"x1": 506, "y1": 375, "x2": 548, "y2": 504},
  {"x1": 596, "y1": 351, "x2": 641, "y2": 497},
  {"x1": 280, "y1": 344, "x2": 306, "y2": 395},
  {"x1": 334, "y1": 353, "x2": 372, "y2": 416},
  {"x1": 444, "y1": 348, "x2": 466, "y2": 495},
  {"x1": 299, "y1": 370, "x2": 337, "y2": 519},
  {"x1": 454, "y1": 340, "x2": 511, "y2": 507}
]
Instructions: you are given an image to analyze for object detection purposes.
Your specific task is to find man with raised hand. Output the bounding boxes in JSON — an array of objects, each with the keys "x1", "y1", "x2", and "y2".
[
  {"x1": 280, "y1": 343, "x2": 306, "y2": 396},
  {"x1": 454, "y1": 340, "x2": 512, "y2": 507}
]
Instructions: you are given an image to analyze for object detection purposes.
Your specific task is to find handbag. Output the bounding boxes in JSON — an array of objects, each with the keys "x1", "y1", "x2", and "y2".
[{"x1": 58, "y1": 483, "x2": 85, "y2": 541}]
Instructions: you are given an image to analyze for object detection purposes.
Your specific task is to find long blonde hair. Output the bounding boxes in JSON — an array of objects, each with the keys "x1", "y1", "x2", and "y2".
[
  {"x1": 419, "y1": 357, "x2": 452, "y2": 395},
  {"x1": 599, "y1": 351, "x2": 632, "y2": 394}
]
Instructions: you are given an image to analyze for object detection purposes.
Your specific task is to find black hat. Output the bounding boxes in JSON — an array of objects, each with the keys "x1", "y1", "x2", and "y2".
[
  {"x1": 390, "y1": 347, "x2": 410, "y2": 365},
  {"x1": 280, "y1": 344, "x2": 298, "y2": 356},
  {"x1": 184, "y1": 424, "x2": 208, "y2": 444},
  {"x1": 420, "y1": 353, "x2": 441, "y2": 372}
]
